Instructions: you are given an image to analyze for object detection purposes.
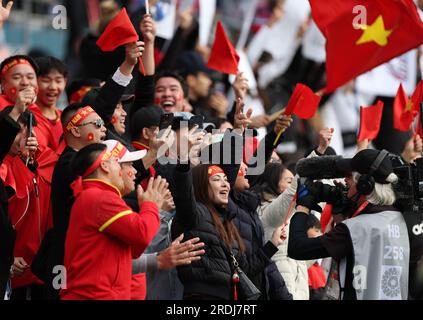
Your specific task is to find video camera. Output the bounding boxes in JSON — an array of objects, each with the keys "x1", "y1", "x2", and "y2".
[{"x1": 391, "y1": 155, "x2": 423, "y2": 212}]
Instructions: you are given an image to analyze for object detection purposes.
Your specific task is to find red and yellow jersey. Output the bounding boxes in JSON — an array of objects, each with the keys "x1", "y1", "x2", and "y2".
[{"x1": 61, "y1": 179, "x2": 160, "y2": 300}]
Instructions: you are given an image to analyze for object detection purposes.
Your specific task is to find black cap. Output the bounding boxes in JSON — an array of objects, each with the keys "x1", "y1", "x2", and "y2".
[
  {"x1": 336, "y1": 149, "x2": 393, "y2": 184},
  {"x1": 174, "y1": 51, "x2": 213, "y2": 78},
  {"x1": 82, "y1": 88, "x2": 135, "y2": 107},
  {"x1": 131, "y1": 106, "x2": 163, "y2": 139}
]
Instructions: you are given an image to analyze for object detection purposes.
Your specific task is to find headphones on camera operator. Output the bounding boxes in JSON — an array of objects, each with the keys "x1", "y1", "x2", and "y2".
[{"x1": 356, "y1": 149, "x2": 390, "y2": 196}]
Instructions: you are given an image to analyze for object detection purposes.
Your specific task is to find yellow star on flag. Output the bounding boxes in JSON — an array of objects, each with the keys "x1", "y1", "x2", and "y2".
[
  {"x1": 356, "y1": 15, "x2": 393, "y2": 47},
  {"x1": 405, "y1": 100, "x2": 413, "y2": 112}
]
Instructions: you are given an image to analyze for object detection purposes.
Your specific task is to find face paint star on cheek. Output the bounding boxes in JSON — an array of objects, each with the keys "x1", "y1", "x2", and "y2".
[
  {"x1": 111, "y1": 116, "x2": 117, "y2": 124},
  {"x1": 87, "y1": 132, "x2": 94, "y2": 141},
  {"x1": 154, "y1": 97, "x2": 161, "y2": 105},
  {"x1": 176, "y1": 93, "x2": 183, "y2": 102},
  {"x1": 127, "y1": 171, "x2": 134, "y2": 178},
  {"x1": 10, "y1": 88, "x2": 17, "y2": 96}
]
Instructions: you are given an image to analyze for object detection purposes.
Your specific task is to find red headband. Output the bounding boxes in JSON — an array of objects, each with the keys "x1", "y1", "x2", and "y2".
[
  {"x1": 109, "y1": 141, "x2": 127, "y2": 160},
  {"x1": 1, "y1": 58, "x2": 33, "y2": 77},
  {"x1": 208, "y1": 165, "x2": 224, "y2": 178},
  {"x1": 82, "y1": 149, "x2": 112, "y2": 178},
  {"x1": 69, "y1": 86, "x2": 93, "y2": 104},
  {"x1": 71, "y1": 149, "x2": 113, "y2": 197},
  {"x1": 65, "y1": 106, "x2": 95, "y2": 132}
]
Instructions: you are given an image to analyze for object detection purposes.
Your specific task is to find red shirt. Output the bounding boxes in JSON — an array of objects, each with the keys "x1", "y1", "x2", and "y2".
[
  {"x1": 29, "y1": 105, "x2": 63, "y2": 151},
  {"x1": 0, "y1": 94, "x2": 14, "y2": 110},
  {"x1": 61, "y1": 179, "x2": 160, "y2": 300}
]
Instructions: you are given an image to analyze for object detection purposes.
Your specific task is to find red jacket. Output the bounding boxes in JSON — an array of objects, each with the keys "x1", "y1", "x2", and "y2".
[
  {"x1": 61, "y1": 179, "x2": 160, "y2": 300},
  {"x1": 0, "y1": 147, "x2": 56, "y2": 288}
]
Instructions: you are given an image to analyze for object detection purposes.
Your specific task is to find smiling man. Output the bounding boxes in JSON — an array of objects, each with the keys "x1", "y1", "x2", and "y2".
[
  {"x1": 154, "y1": 71, "x2": 188, "y2": 114},
  {"x1": 32, "y1": 56, "x2": 68, "y2": 150},
  {"x1": 0, "y1": 55, "x2": 38, "y2": 111}
]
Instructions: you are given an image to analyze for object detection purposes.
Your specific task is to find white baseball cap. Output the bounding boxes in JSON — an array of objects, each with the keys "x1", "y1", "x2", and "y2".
[{"x1": 103, "y1": 140, "x2": 146, "y2": 163}]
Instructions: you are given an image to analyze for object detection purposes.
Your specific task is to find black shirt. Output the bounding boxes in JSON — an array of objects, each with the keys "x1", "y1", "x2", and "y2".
[{"x1": 51, "y1": 146, "x2": 77, "y2": 235}]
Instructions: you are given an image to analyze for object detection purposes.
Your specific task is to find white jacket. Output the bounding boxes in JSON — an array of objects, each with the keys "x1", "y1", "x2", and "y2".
[{"x1": 257, "y1": 150, "x2": 321, "y2": 300}]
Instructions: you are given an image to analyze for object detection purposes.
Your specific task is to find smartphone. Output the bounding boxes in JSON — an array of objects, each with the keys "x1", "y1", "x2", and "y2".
[
  {"x1": 157, "y1": 113, "x2": 174, "y2": 139},
  {"x1": 189, "y1": 115, "x2": 204, "y2": 130},
  {"x1": 159, "y1": 113, "x2": 174, "y2": 130}
]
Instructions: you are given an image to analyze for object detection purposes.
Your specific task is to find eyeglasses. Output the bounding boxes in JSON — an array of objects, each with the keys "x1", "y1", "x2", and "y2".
[{"x1": 76, "y1": 119, "x2": 104, "y2": 129}]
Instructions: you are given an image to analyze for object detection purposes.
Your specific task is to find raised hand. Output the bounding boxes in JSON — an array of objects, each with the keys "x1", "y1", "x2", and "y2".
[
  {"x1": 274, "y1": 113, "x2": 293, "y2": 134},
  {"x1": 157, "y1": 234, "x2": 205, "y2": 270},
  {"x1": 271, "y1": 223, "x2": 287, "y2": 247},
  {"x1": 10, "y1": 87, "x2": 36, "y2": 121},
  {"x1": 151, "y1": 126, "x2": 175, "y2": 157},
  {"x1": 233, "y1": 97, "x2": 253, "y2": 133},
  {"x1": 188, "y1": 125, "x2": 206, "y2": 150},
  {"x1": 0, "y1": 1, "x2": 13, "y2": 28},
  {"x1": 232, "y1": 72, "x2": 249, "y2": 100},
  {"x1": 140, "y1": 14, "x2": 156, "y2": 44},
  {"x1": 125, "y1": 41, "x2": 145, "y2": 66},
  {"x1": 137, "y1": 176, "x2": 169, "y2": 209},
  {"x1": 317, "y1": 127, "x2": 334, "y2": 155}
]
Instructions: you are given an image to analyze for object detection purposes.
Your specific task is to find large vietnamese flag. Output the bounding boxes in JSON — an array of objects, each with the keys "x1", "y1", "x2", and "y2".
[{"x1": 309, "y1": 0, "x2": 423, "y2": 93}]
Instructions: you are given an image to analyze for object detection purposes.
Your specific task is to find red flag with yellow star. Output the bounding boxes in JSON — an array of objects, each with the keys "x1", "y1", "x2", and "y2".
[
  {"x1": 310, "y1": 0, "x2": 423, "y2": 93},
  {"x1": 393, "y1": 83, "x2": 417, "y2": 131}
]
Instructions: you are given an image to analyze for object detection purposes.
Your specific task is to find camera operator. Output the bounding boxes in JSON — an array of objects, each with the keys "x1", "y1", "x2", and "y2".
[{"x1": 288, "y1": 149, "x2": 410, "y2": 300}]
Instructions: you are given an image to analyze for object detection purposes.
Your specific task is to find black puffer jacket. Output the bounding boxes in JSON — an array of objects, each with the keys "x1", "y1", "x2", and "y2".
[
  {"x1": 231, "y1": 190, "x2": 293, "y2": 300},
  {"x1": 171, "y1": 164, "x2": 248, "y2": 300}
]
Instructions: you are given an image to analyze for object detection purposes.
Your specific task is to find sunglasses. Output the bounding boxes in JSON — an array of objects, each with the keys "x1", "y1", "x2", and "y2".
[{"x1": 76, "y1": 118, "x2": 104, "y2": 129}]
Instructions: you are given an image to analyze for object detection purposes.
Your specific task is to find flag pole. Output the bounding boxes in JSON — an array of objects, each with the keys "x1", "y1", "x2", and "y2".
[
  {"x1": 145, "y1": 0, "x2": 150, "y2": 14},
  {"x1": 273, "y1": 127, "x2": 286, "y2": 147}
]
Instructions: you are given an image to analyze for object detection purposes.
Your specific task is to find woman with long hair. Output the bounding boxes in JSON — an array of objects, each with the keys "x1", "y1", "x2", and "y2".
[{"x1": 171, "y1": 163, "x2": 247, "y2": 300}]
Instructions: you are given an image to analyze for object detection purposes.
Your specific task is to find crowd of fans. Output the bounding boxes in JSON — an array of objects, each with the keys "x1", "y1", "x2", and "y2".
[{"x1": 0, "y1": 0, "x2": 423, "y2": 301}]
